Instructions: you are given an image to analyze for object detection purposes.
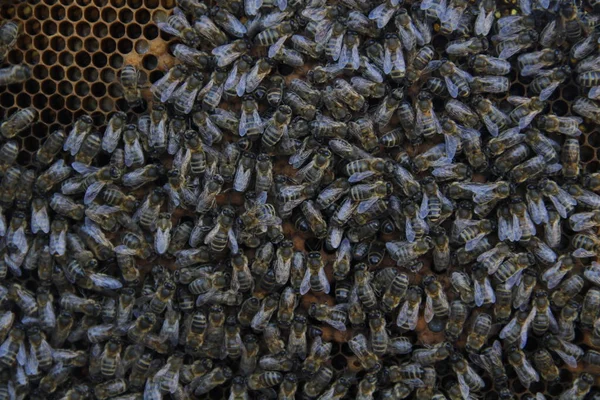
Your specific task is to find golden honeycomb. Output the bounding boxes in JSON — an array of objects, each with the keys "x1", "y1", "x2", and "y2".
[{"x1": 1, "y1": 1, "x2": 600, "y2": 399}]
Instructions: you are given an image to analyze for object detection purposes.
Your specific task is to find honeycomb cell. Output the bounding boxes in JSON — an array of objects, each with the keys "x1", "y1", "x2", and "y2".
[
  {"x1": 552, "y1": 100, "x2": 569, "y2": 116},
  {"x1": 108, "y1": 82, "x2": 123, "y2": 97},
  {"x1": 66, "y1": 95, "x2": 81, "y2": 111},
  {"x1": 17, "y1": 151, "x2": 31, "y2": 167},
  {"x1": 66, "y1": 6, "x2": 82, "y2": 22},
  {"x1": 24, "y1": 136, "x2": 40, "y2": 152},
  {"x1": 32, "y1": 94, "x2": 48, "y2": 109},
  {"x1": 58, "y1": 109, "x2": 73, "y2": 124},
  {"x1": 142, "y1": 54, "x2": 158, "y2": 70},
  {"x1": 17, "y1": 35, "x2": 32, "y2": 51},
  {"x1": 42, "y1": 21, "x2": 58, "y2": 36},
  {"x1": 160, "y1": 0, "x2": 175, "y2": 8},
  {"x1": 0, "y1": 93, "x2": 13, "y2": 108},
  {"x1": 127, "y1": 24, "x2": 142, "y2": 39},
  {"x1": 16, "y1": 93, "x2": 31, "y2": 108},
  {"x1": 58, "y1": 81, "x2": 73, "y2": 96},
  {"x1": 101, "y1": 8, "x2": 117, "y2": 23},
  {"x1": 145, "y1": 0, "x2": 159, "y2": 7},
  {"x1": 582, "y1": 146, "x2": 595, "y2": 163},
  {"x1": 109, "y1": 54, "x2": 124, "y2": 68},
  {"x1": 17, "y1": 3, "x2": 33, "y2": 19},
  {"x1": 49, "y1": 94, "x2": 65, "y2": 111},
  {"x1": 75, "y1": 51, "x2": 92, "y2": 67},
  {"x1": 589, "y1": 131, "x2": 600, "y2": 147},
  {"x1": 42, "y1": 50, "x2": 57, "y2": 65},
  {"x1": 93, "y1": 22, "x2": 109, "y2": 38},
  {"x1": 59, "y1": 51, "x2": 74, "y2": 66},
  {"x1": 84, "y1": 37, "x2": 99, "y2": 53},
  {"x1": 34, "y1": 35, "x2": 49, "y2": 51},
  {"x1": 83, "y1": 96, "x2": 98, "y2": 112},
  {"x1": 110, "y1": 0, "x2": 125, "y2": 7},
  {"x1": 110, "y1": 21, "x2": 126, "y2": 38},
  {"x1": 159, "y1": 30, "x2": 172, "y2": 41},
  {"x1": 67, "y1": 37, "x2": 83, "y2": 52},
  {"x1": 60, "y1": 0, "x2": 74, "y2": 5},
  {"x1": 135, "y1": 39, "x2": 149, "y2": 54},
  {"x1": 51, "y1": 4, "x2": 66, "y2": 20},
  {"x1": 41, "y1": 80, "x2": 56, "y2": 96},
  {"x1": 25, "y1": 20, "x2": 41, "y2": 36},
  {"x1": 24, "y1": 50, "x2": 40, "y2": 65},
  {"x1": 67, "y1": 66, "x2": 82, "y2": 81},
  {"x1": 91, "y1": 112, "x2": 105, "y2": 125},
  {"x1": 143, "y1": 24, "x2": 159, "y2": 40},
  {"x1": 76, "y1": 21, "x2": 91, "y2": 37},
  {"x1": 587, "y1": 161, "x2": 600, "y2": 173},
  {"x1": 84, "y1": 7, "x2": 100, "y2": 22},
  {"x1": 562, "y1": 84, "x2": 579, "y2": 101},
  {"x1": 84, "y1": 67, "x2": 99, "y2": 82},
  {"x1": 93, "y1": 53, "x2": 108, "y2": 68},
  {"x1": 100, "y1": 38, "x2": 116, "y2": 54},
  {"x1": 152, "y1": 9, "x2": 167, "y2": 23},
  {"x1": 100, "y1": 97, "x2": 114, "y2": 112},
  {"x1": 75, "y1": 0, "x2": 90, "y2": 6},
  {"x1": 149, "y1": 70, "x2": 163, "y2": 83},
  {"x1": 26, "y1": 80, "x2": 41, "y2": 95},
  {"x1": 119, "y1": 8, "x2": 133, "y2": 23},
  {"x1": 118, "y1": 38, "x2": 133, "y2": 54},
  {"x1": 135, "y1": 9, "x2": 150, "y2": 24},
  {"x1": 93, "y1": 0, "x2": 108, "y2": 6},
  {"x1": 59, "y1": 21, "x2": 75, "y2": 36},
  {"x1": 127, "y1": 0, "x2": 143, "y2": 9},
  {"x1": 101, "y1": 68, "x2": 115, "y2": 83},
  {"x1": 51, "y1": 37, "x2": 66, "y2": 52},
  {"x1": 509, "y1": 83, "x2": 525, "y2": 97},
  {"x1": 92, "y1": 82, "x2": 107, "y2": 97},
  {"x1": 33, "y1": 65, "x2": 48, "y2": 80},
  {"x1": 33, "y1": 5, "x2": 49, "y2": 20},
  {"x1": 41, "y1": 108, "x2": 57, "y2": 125},
  {"x1": 7, "y1": 50, "x2": 23, "y2": 64},
  {"x1": 75, "y1": 82, "x2": 90, "y2": 96}
]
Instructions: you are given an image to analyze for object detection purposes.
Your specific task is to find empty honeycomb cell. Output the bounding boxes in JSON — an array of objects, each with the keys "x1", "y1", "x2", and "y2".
[
  {"x1": 93, "y1": 0, "x2": 108, "y2": 5},
  {"x1": 67, "y1": 6, "x2": 82, "y2": 21},
  {"x1": 108, "y1": 82, "x2": 123, "y2": 97},
  {"x1": 51, "y1": 37, "x2": 66, "y2": 52},
  {"x1": 143, "y1": 24, "x2": 158, "y2": 39},
  {"x1": 58, "y1": 81, "x2": 73, "y2": 96},
  {"x1": 582, "y1": 146, "x2": 595, "y2": 163},
  {"x1": 100, "y1": 97, "x2": 114, "y2": 112},
  {"x1": 589, "y1": 131, "x2": 600, "y2": 147},
  {"x1": 76, "y1": 0, "x2": 91, "y2": 6},
  {"x1": 115, "y1": 98, "x2": 128, "y2": 111},
  {"x1": 101, "y1": 68, "x2": 115, "y2": 83},
  {"x1": 101, "y1": 8, "x2": 117, "y2": 22},
  {"x1": 91, "y1": 111, "x2": 106, "y2": 125},
  {"x1": 159, "y1": 29, "x2": 172, "y2": 41},
  {"x1": 119, "y1": 9, "x2": 133, "y2": 23},
  {"x1": 67, "y1": 37, "x2": 82, "y2": 52},
  {"x1": 110, "y1": 21, "x2": 126, "y2": 38},
  {"x1": 25, "y1": 20, "x2": 40, "y2": 37},
  {"x1": 67, "y1": 66, "x2": 82, "y2": 81},
  {"x1": 152, "y1": 9, "x2": 167, "y2": 23},
  {"x1": 587, "y1": 161, "x2": 600, "y2": 173},
  {"x1": 16, "y1": 93, "x2": 31, "y2": 108},
  {"x1": 84, "y1": 7, "x2": 100, "y2": 22},
  {"x1": 562, "y1": 83, "x2": 579, "y2": 100},
  {"x1": 143, "y1": 54, "x2": 158, "y2": 70},
  {"x1": 34, "y1": 35, "x2": 49, "y2": 51},
  {"x1": 41, "y1": 108, "x2": 56, "y2": 125},
  {"x1": 83, "y1": 96, "x2": 98, "y2": 112},
  {"x1": 24, "y1": 50, "x2": 40, "y2": 65},
  {"x1": 93, "y1": 53, "x2": 108, "y2": 68},
  {"x1": 33, "y1": 5, "x2": 49, "y2": 20},
  {"x1": 0, "y1": 93, "x2": 13, "y2": 109},
  {"x1": 17, "y1": 150, "x2": 31, "y2": 167},
  {"x1": 42, "y1": 50, "x2": 57, "y2": 65},
  {"x1": 42, "y1": 21, "x2": 58, "y2": 36},
  {"x1": 552, "y1": 100, "x2": 569, "y2": 116},
  {"x1": 84, "y1": 67, "x2": 99, "y2": 82},
  {"x1": 7, "y1": 50, "x2": 23, "y2": 64},
  {"x1": 17, "y1": 3, "x2": 33, "y2": 19},
  {"x1": 75, "y1": 81, "x2": 90, "y2": 96},
  {"x1": 59, "y1": 51, "x2": 74, "y2": 66},
  {"x1": 76, "y1": 21, "x2": 91, "y2": 37},
  {"x1": 50, "y1": 66, "x2": 65, "y2": 81},
  {"x1": 51, "y1": 4, "x2": 66, "y2": 20},
  {"x1": 135, "y1": 39, "x2": 149, "y2": 54},
  {"x1": 8, "y1": 83, "x2": 23, "y2": 95},
  {"x1": 93, "y1": 22, "x2": 109, "y2": 38},
  {"x1": 127, "y1": 0, "x2": 143, "y2": 9},
  {"x1": 149, "y1": 69, "x2": 163, "y2": 83},
  {"x1": 101, "y1": 38, "x2": 117, "y2": 54},
  {"x1": 75, "y1": 51, "x2": 91, "y2": 67},
  {"x1": 26, "y1": 80, "x2": 40, "y2": 95},
  {"x1": 331, "y1": 354, "x2": 347, "y2": 371},
  {"x1": 24, "y1": 136, "x2": 39, "y2": 152},
  {"x1": 110, "y1": 0, "x2": 125, "y2": 7},
  {"x1": 49, "y1": 94, "x2": 65, "y2": 111},
  {"x1": 135, "y1": 9, "x2": 150, "y2": 24},
  {"x1": 66, "y1": 95, "x2": 81, "y2": 111},
  {"x1": 60, "y1": 0, "x2": 74, "y2": 5},
  {"x1": 17, "y1": 35, "x2": 32, "y2": 51},
  {"x1": 92, "y1": 82, "x2": 106, "y2": 97},
  {"x1": 84, "y1": 37, "x2": 99, "y2": 52},
  {"x1": 127, "y1": 24, "x2": 142, "y2": 39},
  {"x1": 59, "y1": 21, "x2": 75, "y2": 36},
  {"x1": 41, "y1": 80, "x2": 56, "y2": 95},
  {"x1": 145, "y1": 0, "x2": 159, "y2": 7},
  {"x1": 109, "y1": 53, "x2": 124, "y2": 68},
  {"x1": 118, "y1": 38, "x2": 133, "y2": 54},
  {"x1": 33, "y1": 65, "x2": 48, "y2": 80},
  {"x1": 509, "y1": 82, "x2": 525, "y2": 97},
  {"x1": 58, "y1": 109, "x2": 73, "y2": 124},
  {"x1": 32, "y1": 94, "x2": 48, "y2": 109},
  {"x1": 160, "y1": 0, "x2": 175, "y2": 8}
]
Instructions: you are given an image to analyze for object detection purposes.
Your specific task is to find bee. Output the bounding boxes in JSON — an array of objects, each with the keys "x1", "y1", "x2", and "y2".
[
  {"x1": 423, "y1": 275, "x2": 449, "y2": 323},
  {"x1": 544, "y1": 333, "x2": 583, "y2": 368},
  {"x1": 196, "y1": 175, "x2": 224, "y2": 214},
  {"x1": 261, "y1": 106, "x2": 291, "y2": 149},
  {"x1": 63, "y1": 115, "x2": 93, "y2": 157},
  {"x1": 573, "y1": 96, "x2": 600, "y2": 124},
  {"x1": 151, "y1": 64, "x2": 187, "y2": 103},
  {"x1": 250, "y1": 294, "x2": 279, "y2": 332},
  {"x1": 380, "y1": 270, "x2": 408, "y2": 314},
  {"x1": 0, "y1": 21, "x2": 19, "y2": 63},
  {"x1": 171, "y1": 43, "x2": 212, "y2": 70},
  {"x1": 469, "y1": 95, "x2": 509, "y2": 137},
  {"x1": 0, "y1": 64, "x2": 30, "y2": 86},
  {"x1": 239, "y1": 96, "x2": 263, "y2": 139},
  {"x1": 572, "y1": 210, "x2": 600, "y2": 234},
  {"x1": 439, "y1": 61, "x2": 473, "y2": 99},
  {"x1": 0, "y1": 107, "x2": 37, "y2": 139},
  {"x1": 374, "y1": 88, "x2": 404, "y2": 128},
  {"x1": 394, "y1": 285, "x2": 421, "y2": 330},
  {"x1": 465, "y1": 313, "x2": 492, "y2": 353},
  {"x1": 413, "y1": 92, "x2": 441, "y2": 142},
  {"x1": 210, "y1": 5, "x2": 246, "y2": 38},
  {"x1": 412, "y1": 341, "x2": 452, "y2": 366},
  {"x1": 559, "y1": 373, "x2": 594, "y2": 400},
  {"x1": 192, "y1": 366, "x2": 233, "y2": 396},
  {"x1": 133, "y1": 188, "x2": 165, "y2": 231},
  {"x1": 555, "y1": 300, "x2": 578, "y2": 342},
  {"x1": 264, "y1": 74, "x2": 285, "y2": 106},
  {"x1": 450, "y1": 352, "x2": 485, "y2": 399},
  {"x1": 156, "y1": 9, "x2": 200, "y2": 47},
  {"x1": 212, "y1": 39, "x2": 250, "y2": 68},
  {"x1": 348, "y1": 333, "x2": 381, "y2": 371},
  {"x1": 119, "y1": 65, "x2": 143, "y2": 108},
  {"x1": 351, "y1": 77, "x2": 387, "y2": 100}
]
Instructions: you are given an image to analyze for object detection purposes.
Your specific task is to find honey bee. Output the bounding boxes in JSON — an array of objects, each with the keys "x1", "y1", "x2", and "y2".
[
  {"x1": 423, "y1": 275, "x2": 449, "y2": 323},
  {"x1": 450, "y1": 352, "x2": 485, "y2": 399},
  {"x1": 386, "y1": 239, "x2": 431, "y2": 268},
  {"x1": 559, "y1": 373, "x2": 594, "y2": 400},
  {"x1": 192, "y1": 366, "x2": 233, "y2": 396},
  {"x1": 0, "y1": 107, "x2": 36, "y2": 139},
  {"x1": 0, "y1": 21, "x2": 19, "y2": 63},
  {"x1": 465, "y1": 313, "x2": 492, "y2": 353},
  {"x1": 0, "y1": 64, "x2": 30, "y2": 86},
  {"x1": 171, "y1": 43, "x2": 212, "y2": 70},
  {"x1": 119, "y1": 65, "x2": 143, "y2": 108}
]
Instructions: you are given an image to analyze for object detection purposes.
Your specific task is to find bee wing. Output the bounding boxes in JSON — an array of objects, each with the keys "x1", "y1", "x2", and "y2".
[
  {"x1": 475, "y1": 9, "x2": 495, "y2": 36},
  {"x1": 405, "y1": 218, "x2": 416, "y2": 243},
  {"x1": 88, "y1": 272, "x2": 123, "y2": 290},
  {"x1": 227, "y1": 229, "x2": 239, "y2": 254},
  {"x1": 348, "y1": 171, "x2": 375, "y2": 183},
  {"x1": 510, "y1": 213, "x2": 522, "y2": 242},
  {"x1": 233, "y1": 164, "x2": 252, "y2": 192},
  {"x1": 102, "y1": 122, "x2": 123, "y2": 153},
  {"x1": 224, "y1": 63, "x2": 239, "y2": 92},
  {"x1": 396, "y1": 300, "x2": 410, "y2": 327},
  {"x1": 24, "y1": 343, "x2": 38, "y2": 376},
  {"x1": 569, "y1": 212, "x2": 594, "y2": 231},
  {"x1": 31, "y1": 206, "x2": 50, "y2": 234},
  {"x1": 299, "y1": 267, "x2": 311, "y2": 295},
  {"x1": 505, "y1": 268, "x2": 523, "y2": 290},
  {"x1": 520, "y1": 307, "x2": 536, "y2": 349},
  {"x1": 155, "y1": 226, "x2": 171, "y2": 255},
  {"x1": 156, "y1": 21, "x2": 182, "y2": 37},
  {"x1": 268, "y1": 36, "x2": 287, "y2": 59},
  {"x1": 160, "y1": 80, "x2": 183, "y2": 104},
  {"x1": 83, "y1": 181, "x2": 106, "y2": 205},
  {"x1": 499, "y1": 316, "x2": 517, "y2": 339},
  {"x1": 445, "y1": 134, "x2": 459, "y2": 161},
  {"x1": 368, "y1": 3, "x2": 396, "y2": 29},
  {"x1": 444, "y1": 76, "x2": 459, "y2": 98},
  {"x1": 499, "y1": 43, "x2": 521, "y2": 60},
  {"x1": 456, "y1": 372, "x2": 470, "y2": 400},
  {"x1": 318, "y1": 266, "x2": 330, "y2": 294},
  {"x1": 539, "y1": 81, "x2": 561, "y2": 101},
  {"x1": 357, "y1": 197, "x2": 379, "y2": 214},
  {"x1": 223, "y1": 13, "x2": 247, "y2": 37},
  {"x1": 50, "y1": 230, "x2": 66, "y2": 256},
  {"x1": 474, "y1": 279, "x2": 485, "y2": 307},
  {"x1": 424, "y1": 294, "x2": 434, "y2": 323},
  {"x1": 125, "y1": 139, "x2": 145, "y2": 167},
  {"x1": 419, "y1": 192, "x2": 429, "y2": 219},
  {"x1": 275, "y1": 252, "x2": 291, "y2": 285},
  {"x1": 497, "y1": 216, "x2": 512, "y2": 243},
  {"x1": 114, "y1": 245, "x2": 137, "y2": 256},
  {"x1": 383, "y1": 47, "x2": 392, "y2": 75}
]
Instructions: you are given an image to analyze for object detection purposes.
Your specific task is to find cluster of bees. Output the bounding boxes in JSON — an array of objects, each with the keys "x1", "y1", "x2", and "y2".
[{"x1": 2, "y1": 0, "x2": 600, "y2": 398}]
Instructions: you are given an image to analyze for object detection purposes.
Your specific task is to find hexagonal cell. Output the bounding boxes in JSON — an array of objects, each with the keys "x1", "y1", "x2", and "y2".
[
  {"x1": 160, "y1": 0, "x2": 175, "y2": 8},
  {"x1": 32, "y1": 94, "x2": 48, "y2": 110},
  {"x1": 83, "y1": 96, "x2": 98, "y2": 112},
  {"x1": 33, "y1": 65, "x2": 48, "y2": 80},
  {"x1": 92, "y1": 53, "x2": 108, "y2": 69},
  {"x1": 0, "y1": 93, "x2": 14, "y2": 108},
  {"x1": 127, "y1": 0, "x2": 142, "y2": 8},
  {"x1": 109, "y1": 53, "x2": 124, "y2": 69},
  {"x1": 149, "y1": 70, "x2": 164, "y2": 83},
  {"x1": 135, "y1": 8, "x2": 150, "y2": 24},
  {"x1": 93, "y1": 0, "x2": 108, "y2": 6},
  {"x1": 118, "y1": 38, "x2": 133, "y2": 54},
  {"x1": 58, "y1": 109, "x2": 73, "y2": 124},
  {"x1": 59, "y1": 21, "x2": 74, "y2": 36},
  {"x1": 84, "y1": 37, "x2": 99, "y2": 53},
  {"x1": 84, "y1": 7, "x2": 99, "y2": 22},
  {"x1": 34, "y1": 35, "x2": 49, "y2": 51},
  {"x1": 551, "y1": 100, "x2": 569, "y2": 116},
  {"x1": 50, "y1": 4, "x2": 66, "y2": 20},
  {"x1": 24, "y1": 50, "x2": 40, "y2": 65},
  {"x1": 58, "y1": 81, "x2": 73, "y2": 96},
  {"x1": 135, "y1": 39, "x2": 149, "y2": 54},
  {"x1": 107, "y1": 82, "x2": 123, "y2": 97},
  {"x1": 144, "y1": 0, "x2": 159, "y2": 7},
  {"x1": 75, "y1": 51, "x2": 91, "y2": 67},
  {"x1": 151, "y1": 9, "x2": 167, "y2": 23},
  {"x1": 91, "y1": 82, "x2": 107, "y2": 98},
  {"x1": 76, "y1": 21, "x2": 91, "y2": 36},
  {"x1": 48, "y1": 94, "x2": 65, "y2": 111},
  {"x1": 93, "y1": 22, "x2": 109, "y2": 38},
  {"x1": 17, "y1": 150, "x2": 31, "y2": 167},
  {"x1": 101, "y1": 8, "x2": 116, "y2": 22},
  {"x1": 100, "y1": 97, "x2": 114, "y2": 112},
  {"x1": 110, "y1": 0, "x2": 125, "y2": 7},
  {"x1": 127, "y1": 24, "x2": 142, "y2": 39},
  {"x1": 83, "y1": 67, "x2": 99, "y2": 82},
  {"x1": 23, "y1": 136, "x2": 40, "y2": 153},
  {"x1": 25, "y1": 20, "x2": 40, "y2": 37},
  {"x1": 110, "y1": 21, "x2": 126, "y2": 38},
  {"x1": 119, "y1": 8, "x2": 133, "y2": 23},
  {"x1": 581, "y1": 146, "x2": 595, "y2": 163},
  {"x1": 100, "y1": 37, "x2": 116, "y2": 53},
  {"x1": 589, "y1": 131, "x2": 600, "y2": 148},
  {"x1": 75, "y1": 81, "x2": 90, "y2": 96},
  {"x1": 25, "y1": 80, "x2": 40, "y2": 95},
  {"x1": 41, "y1": 108, "x2": 57, "y2": 125},
  {"x1": 41, "y1": 80, "x2": 56, "y2": 96},
  {"x1": 66, "y1": 95, "x2": 81, "y2": 111},
  {"x1": 59, "y1": 51, "x2": 74, "y2": 66},
  {"x1": 75, "y1": 0, "x2": 89, "y2": 6},
  {"x1": 142, "y1": 54, "x2": 158, "y2": 70},
  {"x1": 67, "y1": 37, "x2": 83, "y2": 52},
  {"x1": 7, "y1": 50, "x2": 23, "y2": 64},
  {"x1": 16, "y1": 3, "x2": 33, "y2": 19},
  {"x1": 587, "y1": 161, "x2": 600, "y2": 174},
  {"x1": 42, "y1": 20, "x2": 57, "y2": 36},
  {"x1": 33, "y1": 5, "x2": 49, "y2": 20},
  {"x1": 51, "y1": 37, "x2": 66, "y2": 52},
  {"x1": 101, "y1": 68, "x2": 115, "y2": 83},
  {"x1": 66, "y1": 66, "x2": 82, "y2": 81},
  {"x1": 7, "y1": 83, "x2": 23, "y2": 95},
  {"x1": 143, "y1": 24, "x2": 158, "y2": 40},
  {"x1": 42, "y1": 50, "x2": 57, "y2": 65},
  {"x1": 60, "y1": 0, "x2": 74, "y2": 5}
]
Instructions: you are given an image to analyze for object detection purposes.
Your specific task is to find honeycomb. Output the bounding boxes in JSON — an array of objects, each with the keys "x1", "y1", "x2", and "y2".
[{"x1": 1, "y1": 1, "x2": 600, "y2": 399}]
